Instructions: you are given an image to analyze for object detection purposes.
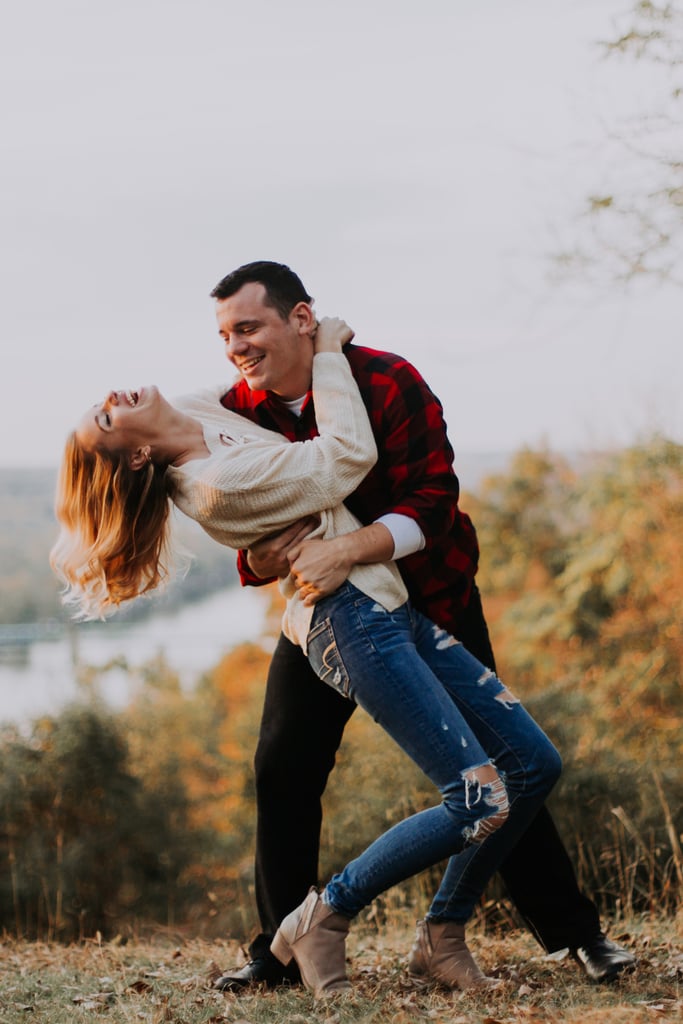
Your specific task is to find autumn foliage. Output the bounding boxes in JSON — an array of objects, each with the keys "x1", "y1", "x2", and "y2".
[{"x1": 0, "y1": 436, "x2": 680, "y2": 940}]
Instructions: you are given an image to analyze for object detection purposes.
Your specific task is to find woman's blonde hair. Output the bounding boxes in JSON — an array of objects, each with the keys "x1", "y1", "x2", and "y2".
[{"x1": 50, "y1": 433, "x2": 176, "y2": 619}]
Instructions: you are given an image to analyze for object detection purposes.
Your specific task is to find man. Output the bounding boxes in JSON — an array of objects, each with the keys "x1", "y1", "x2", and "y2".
[{"x1": 210, "y1": 261, "x2": 635, "y2": 988}]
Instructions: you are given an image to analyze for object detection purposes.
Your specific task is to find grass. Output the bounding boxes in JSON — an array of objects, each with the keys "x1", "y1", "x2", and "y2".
[{"x1": 0, "y1": 913, "x2": 681, "y2": 1024}]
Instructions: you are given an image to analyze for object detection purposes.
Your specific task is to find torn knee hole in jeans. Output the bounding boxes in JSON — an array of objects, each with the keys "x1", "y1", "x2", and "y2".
[
  {"x1": 495, "y1": 684, "x2": 520, "y2": 709},
  {"x1": 431, "y1": 623, "x2": 460, "y2": 650},
  {"x1": 477, "y1": 668, "x2": 521, "y2": 710},
  {"x1": 462, "y1": 765, "x2": 510, "y2": 845}
]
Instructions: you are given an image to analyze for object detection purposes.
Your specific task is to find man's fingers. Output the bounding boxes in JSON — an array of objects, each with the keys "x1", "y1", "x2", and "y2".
[
  {"x1": 287, "y1": 545, "x2": 302, "y2": 567},
  {"x1": 296, "y1": 580, "x2": 320, "y2": 604}
]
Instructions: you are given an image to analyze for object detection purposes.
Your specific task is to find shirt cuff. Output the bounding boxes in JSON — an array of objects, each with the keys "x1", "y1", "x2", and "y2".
[{"x1": 375, "y1": 513, "x2": 426, "y2": 560}]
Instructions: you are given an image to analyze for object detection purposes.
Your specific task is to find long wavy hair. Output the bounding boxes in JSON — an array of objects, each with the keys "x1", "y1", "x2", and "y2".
[{"x1": 50, "y1": 433, "x2": 176, "y2": 619}]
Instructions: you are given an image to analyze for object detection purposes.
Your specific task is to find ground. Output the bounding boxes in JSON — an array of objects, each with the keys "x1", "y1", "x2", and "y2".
[{"x1": 0, "y1": 915, "x2": 681, "y2": 1023}]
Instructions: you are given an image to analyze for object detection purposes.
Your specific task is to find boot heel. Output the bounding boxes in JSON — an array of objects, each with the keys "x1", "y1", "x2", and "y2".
[{"x1": 270, "y1": 929, "x2": 293, "y2": 966}]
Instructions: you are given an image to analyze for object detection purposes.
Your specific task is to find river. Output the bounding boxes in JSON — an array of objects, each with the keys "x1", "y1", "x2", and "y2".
[{"x1": 0, "y1": 585, "x2": 271, "y2": 727}]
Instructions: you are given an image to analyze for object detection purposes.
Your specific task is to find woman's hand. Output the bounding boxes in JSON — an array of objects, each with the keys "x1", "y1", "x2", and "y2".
[{"x1": 313, "y1": 316, "x2": 354, "y2": 354}]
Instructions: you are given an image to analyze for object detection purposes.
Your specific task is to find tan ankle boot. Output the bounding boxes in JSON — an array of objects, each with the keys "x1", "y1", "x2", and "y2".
[
  {"x1": 408, "y1": 918, "x2": 500, "y2": 991},
  {"x1": 271, "y1": 888, "x2": 352, "y2": 999}
]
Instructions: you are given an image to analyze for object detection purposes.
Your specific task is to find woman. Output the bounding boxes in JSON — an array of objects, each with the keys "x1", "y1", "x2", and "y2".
[{"x1": 51, "y1": 318, "x2": 561, "y2": 999}]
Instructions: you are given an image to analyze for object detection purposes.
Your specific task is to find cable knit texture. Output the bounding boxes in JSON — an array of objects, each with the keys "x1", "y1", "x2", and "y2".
[{"x1": 168, "y1": 353, "x2": 407, "y2": 650}]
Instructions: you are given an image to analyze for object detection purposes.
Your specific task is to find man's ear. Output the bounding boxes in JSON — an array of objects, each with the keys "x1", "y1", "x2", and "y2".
[
  {"x1": 128, "y1": 446, "x2": 151, "y2": 471},
  {"x1": 290, "y1": 301, "x2": 316, "y2": 336}
]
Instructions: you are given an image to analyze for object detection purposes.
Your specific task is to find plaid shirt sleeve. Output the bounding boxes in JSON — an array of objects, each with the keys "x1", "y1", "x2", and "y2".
[
  {"x1": 234, "y1": 547, "x2": 272, "y2": 588},
  {"x1": 345, "y1": 349, "x2": 459, "y2": 545},
  {"x1": 345, "y1": 347, "x2": 480, "y2": 627}
]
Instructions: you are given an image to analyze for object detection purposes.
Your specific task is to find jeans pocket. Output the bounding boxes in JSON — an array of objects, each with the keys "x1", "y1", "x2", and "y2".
[{"x1": 306, "y1": 617, "x2": 351, "y2": 698}]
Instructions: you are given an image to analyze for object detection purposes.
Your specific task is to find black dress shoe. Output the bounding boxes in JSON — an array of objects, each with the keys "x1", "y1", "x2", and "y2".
[
  {"x1": 571, "y1": 933, "x2": 636, "y2": 983},
  {"x1": 213, "y1": 953, "x2": 301, "y2": 992}
]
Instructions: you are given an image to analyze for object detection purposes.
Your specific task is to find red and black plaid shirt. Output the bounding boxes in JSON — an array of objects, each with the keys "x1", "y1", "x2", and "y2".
[{"x1": 220, "y1": 344, "x2": 480, "y2": 634}]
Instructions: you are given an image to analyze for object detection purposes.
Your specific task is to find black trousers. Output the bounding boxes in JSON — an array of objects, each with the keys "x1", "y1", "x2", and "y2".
[{"x1": 249, "y1": 585, "x2": 600, "y2": 957}]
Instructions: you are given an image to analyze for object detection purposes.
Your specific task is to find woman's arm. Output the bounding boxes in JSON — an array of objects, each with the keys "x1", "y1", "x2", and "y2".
[
  {"x1": 175, "y1": 320, "x2": 378, "y2": 549},
  {"x1": 241, "y1": 318, "x2": 355, "y2": 578}
]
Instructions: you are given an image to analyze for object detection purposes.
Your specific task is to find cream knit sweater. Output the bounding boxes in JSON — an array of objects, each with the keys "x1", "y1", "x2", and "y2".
[{"x1": 168, "y1": 352, "x2": 407, "y2": 651}]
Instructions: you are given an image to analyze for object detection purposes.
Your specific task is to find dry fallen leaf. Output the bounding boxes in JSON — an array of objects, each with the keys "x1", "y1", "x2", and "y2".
[
  {"x1": 126, "y1": 979, "x2": 153, "y2": 994},
  {"x1": 72, "y1": 991, "x2": 115, "y2": 1007}
]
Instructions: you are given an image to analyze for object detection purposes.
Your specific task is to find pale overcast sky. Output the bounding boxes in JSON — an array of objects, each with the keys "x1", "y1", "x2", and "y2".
[{"x1": 2, "y1": 0, "x2": 681, "y2": 470}]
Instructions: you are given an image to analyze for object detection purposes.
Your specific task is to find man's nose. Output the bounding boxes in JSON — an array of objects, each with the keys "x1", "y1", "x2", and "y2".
[{"x1": 225, "y1": 335, "x2": 248, "y2": 359}]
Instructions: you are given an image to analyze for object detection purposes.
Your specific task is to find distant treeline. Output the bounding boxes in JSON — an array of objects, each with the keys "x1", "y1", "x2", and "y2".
[
  {"x1": 0, "y1": 468, "x2": 239, "y2": 624},
  {"x1": 0, "y1": 437, "x2": 680, "y2": 941},
  {"x1": 0, "y1": 453, "x2": 508, "y2": 624}
]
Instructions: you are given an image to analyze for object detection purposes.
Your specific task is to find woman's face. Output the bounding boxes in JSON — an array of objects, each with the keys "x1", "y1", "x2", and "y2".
[{"x1": 76, "y1": 387, "x2": 166, "y2": 455}]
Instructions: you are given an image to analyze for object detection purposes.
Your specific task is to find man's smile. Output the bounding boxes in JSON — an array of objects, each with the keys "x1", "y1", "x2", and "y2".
[{"x1": 238, "y1": 355, "x2": 266, "y2": 373}]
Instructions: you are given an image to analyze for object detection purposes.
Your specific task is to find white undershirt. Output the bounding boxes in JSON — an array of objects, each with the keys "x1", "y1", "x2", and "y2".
[{"x1": 375, "y1": 513, "x2": 426, "y2": 559}]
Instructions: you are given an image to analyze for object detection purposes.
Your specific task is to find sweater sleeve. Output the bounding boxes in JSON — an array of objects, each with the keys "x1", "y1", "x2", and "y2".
[{"x1": 177, "y1": 353, "x2": 378, "y2": 547}]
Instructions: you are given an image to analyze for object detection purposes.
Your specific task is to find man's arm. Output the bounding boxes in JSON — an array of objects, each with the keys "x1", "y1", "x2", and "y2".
[
  {"x1": 289, "y1": 352, "x2": 460, "y2": 598},
  {"x1": 287, "y1": 522, "x2": 395, "y2": 604},
  {"x1": 244, "y1": 508, "x2": 425, "y2": 587},
  {"x1": 359, "y1": 358, "x2": 459, "y2": 542}
]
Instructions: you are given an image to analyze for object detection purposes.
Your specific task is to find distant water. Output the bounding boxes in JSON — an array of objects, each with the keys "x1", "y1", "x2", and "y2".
[{"x1": 0, "y1": 586, "x2": 270, "y2": 727}]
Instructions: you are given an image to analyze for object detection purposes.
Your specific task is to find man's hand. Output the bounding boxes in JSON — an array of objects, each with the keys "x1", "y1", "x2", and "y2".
[
  {"x1": 288, "y1": 536, "x2": 354, "y2": 606},
  {"x1": 246, "y1": 516, "x2": 320, "y2": 579},
  {"x1": 289, "y1": 522, "x2": 395, "y2": 604}
]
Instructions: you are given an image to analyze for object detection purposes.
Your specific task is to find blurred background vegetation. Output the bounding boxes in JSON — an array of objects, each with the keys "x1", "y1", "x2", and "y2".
[
  {"x1": 0, "y1": 435, "x2": 680, "y2": 941},
  {"x1": 0, "y1": 469, "x2": 237, "y2": 624}
]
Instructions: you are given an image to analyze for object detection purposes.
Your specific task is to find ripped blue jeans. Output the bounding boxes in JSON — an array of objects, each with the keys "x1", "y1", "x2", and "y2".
[{"x1": 305, "y1": 583, "x2": 562, "y2": 921}]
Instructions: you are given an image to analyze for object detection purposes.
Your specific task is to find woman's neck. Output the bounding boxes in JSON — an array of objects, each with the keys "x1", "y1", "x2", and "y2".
[{"x1": 158, "y1": 409, "x2": 210, "y2": 467}]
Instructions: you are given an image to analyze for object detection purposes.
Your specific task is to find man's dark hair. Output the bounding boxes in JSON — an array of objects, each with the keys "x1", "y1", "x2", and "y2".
[{"x1": 210, "y1": 261, "x2": 313, "y2": 320}]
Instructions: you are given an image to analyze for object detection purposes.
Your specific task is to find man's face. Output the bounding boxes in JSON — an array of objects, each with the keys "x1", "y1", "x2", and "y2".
[{"x1": 215, "y1": 282, "x2": 315, "y2": 399}]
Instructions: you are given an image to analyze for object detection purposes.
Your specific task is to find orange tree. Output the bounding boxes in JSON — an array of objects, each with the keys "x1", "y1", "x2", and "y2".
[{"x1": 467, "y1": 436, "x2": 683, "y2": 913}]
